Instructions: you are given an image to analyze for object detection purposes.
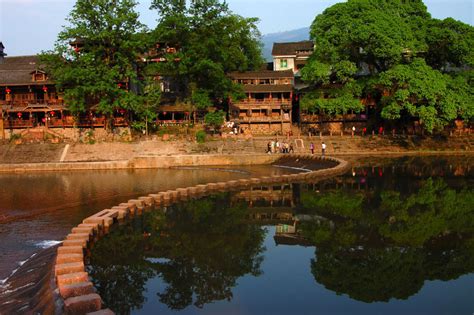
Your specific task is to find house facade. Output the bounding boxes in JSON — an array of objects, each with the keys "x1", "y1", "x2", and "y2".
[
  {"x1": 272, "y1": 41, "x2": 313, "y2": 76},
  {"x1": 229, "y1": 70, "x2": 294, "y2": 135}
]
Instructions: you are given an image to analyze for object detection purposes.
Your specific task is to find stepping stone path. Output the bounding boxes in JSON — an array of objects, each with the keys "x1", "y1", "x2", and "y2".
[{"x1": 54, "y1": 155, "x2": 350, "y2": 314}]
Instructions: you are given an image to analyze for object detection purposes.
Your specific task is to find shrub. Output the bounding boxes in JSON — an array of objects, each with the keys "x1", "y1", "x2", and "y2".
[{"x1": 196, "y1": 130, "x2": 206, "y2": 143}]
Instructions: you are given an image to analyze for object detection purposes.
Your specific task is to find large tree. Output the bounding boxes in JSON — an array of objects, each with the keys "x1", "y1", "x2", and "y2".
[
  {"x1": 150, "y1": 0, "x2": 263, "y2": 109},
  {"x1": 302, "y1": 0, "x2": 474, "y2": 133},
  {"x1": 41, "y1": 0, "x2": 150, "y2": 123}
]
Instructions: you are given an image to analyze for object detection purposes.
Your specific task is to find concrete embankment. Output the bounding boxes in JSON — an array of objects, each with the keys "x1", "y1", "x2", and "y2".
[
  {"x1": 0, "y1": 135, "x2": 472, "y2": 170},
  {"x1": 0, "y1": 154, "x2": 281, "y2": 173}
]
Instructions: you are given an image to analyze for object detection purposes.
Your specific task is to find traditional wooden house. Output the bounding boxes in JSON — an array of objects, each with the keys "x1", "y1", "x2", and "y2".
[
  {"x1": 0, "y1": 52, "x2": 66, "y2": 129},
  {"x1": 229, "y1": 70, "x2": 294, "y2": 135},
  {"x1": 272, "y1": 41, "x2": 313, "y2": 77}
]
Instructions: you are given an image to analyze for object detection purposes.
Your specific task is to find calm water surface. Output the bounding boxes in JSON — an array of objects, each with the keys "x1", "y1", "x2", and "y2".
[
  {"x1": 87, "y1": 156, "x2": 474, "y2": 315},
  {"x1": 0, "y1": 165, "x2": 297, "y2": 282}
]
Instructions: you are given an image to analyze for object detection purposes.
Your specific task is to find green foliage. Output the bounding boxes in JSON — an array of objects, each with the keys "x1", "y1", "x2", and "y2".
[
  {"x1": 191, "y1": 89, "x2": 212, "y2": 110},
  {"x1": 9, "y1": 133, "x2": 22, "y2": 143},
  {"x1": 304, "y1": 0, "x2": 474, "y2": 131},
  {"x1": 426, "y1": 18, "x2": 474, "y2": 69},
  {"x1": 195, "y1": 130, "x2": 206, "y2": 143},
  {"x1": 41, "y1": 0, "x2": 149, "y2": 117},
  {"x1": 150, "y1": 0, "x2": 263, "y2": 104},
  {"x1": 300, "y1": 82, "x2": 364, "y2": 115},
  {"x1": 377, "y1": 59, "x2": 473, "y2": 132},
  {"x1": 204, "y1": 110, "x2": 225, "y2": 129},
  {"x1": 89, "y1": 194, "x2": 265, "y2": 312}
]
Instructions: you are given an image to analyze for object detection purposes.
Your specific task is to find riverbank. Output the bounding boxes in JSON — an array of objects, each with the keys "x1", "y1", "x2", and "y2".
[{"x1": 0, "y1": 135, "x2": 472, "y2": 172}]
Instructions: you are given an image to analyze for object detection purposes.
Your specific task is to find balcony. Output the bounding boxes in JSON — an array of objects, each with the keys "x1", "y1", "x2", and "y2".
[{"x1": 232, "y1": 99, "x2": 291, "y2": 110}]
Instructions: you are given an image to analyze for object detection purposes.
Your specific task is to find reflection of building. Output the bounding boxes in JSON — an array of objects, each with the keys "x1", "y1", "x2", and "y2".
[
  {"x1": 229, "y1": 70, "x2": 294, "y2": 135},
  {"x1": 233, "y1": 184, "x2": 296, "y2": 224},
  {"x1": 231, "y1": 183, "x2": 316, "y2": 246}
]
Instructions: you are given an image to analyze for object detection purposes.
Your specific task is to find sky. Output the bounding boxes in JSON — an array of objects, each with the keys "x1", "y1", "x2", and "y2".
[{"x1": 0, "y1": 0, "x2": 472, "y2": 56}]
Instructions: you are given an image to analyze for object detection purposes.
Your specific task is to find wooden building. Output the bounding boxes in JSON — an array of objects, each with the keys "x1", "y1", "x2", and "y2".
[
  {"x1": 0, "y1": 43, "x2": 128, "y2": 132},
  {"x1": 272, "y1": 41, "x2": 313, "y2": 77},
  {"x1": 229, "y1": 70, "x2": 294, "y2": 135},
  {"x1": 0, "y1": 53, "x2": 66, "y2": 129}
]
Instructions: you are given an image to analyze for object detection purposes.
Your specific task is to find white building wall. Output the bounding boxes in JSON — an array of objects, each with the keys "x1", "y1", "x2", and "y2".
[{"x1": 273, "y1": 57, "x2": 295, "y2": 72}]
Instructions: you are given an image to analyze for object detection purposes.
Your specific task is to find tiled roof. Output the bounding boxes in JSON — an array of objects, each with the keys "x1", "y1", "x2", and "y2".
[
  {"x1": 0, "y1": 56, "x2": 51, "y2": 86},
  {"x1": 229, "y1": 70, "x2": 294, "y2": 79},
  {"x1": 272, "y1": 41, "x2": 314, "y2": 56}
]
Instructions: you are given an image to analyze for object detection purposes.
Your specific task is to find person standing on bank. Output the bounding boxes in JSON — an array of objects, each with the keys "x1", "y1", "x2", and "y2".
[
  {"x1": 321, "y1": 142, "x2": 326, "y2": 157},
  {"x1": 310, "y1": 142, "x2": 314, "y2": 154}
]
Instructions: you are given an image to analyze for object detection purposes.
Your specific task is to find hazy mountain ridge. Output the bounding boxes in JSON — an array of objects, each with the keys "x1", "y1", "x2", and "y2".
[{"x1": 261, "y1": 27, "x2": 310, "y2": 61}]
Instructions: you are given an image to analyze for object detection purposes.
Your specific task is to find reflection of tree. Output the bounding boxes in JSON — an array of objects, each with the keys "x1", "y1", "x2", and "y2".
[
  {"x1": 299, "y1": 178, "x2": 474, "y2": 303},
  {"x1": 312, "y1": 247, "x2": 425, "y2": 302},
  {"x1": 88, "y1": 213, "x2": 163, "y2": 313},
  {"x1": 88, "y1": 194, "x2": 265, "y2": 313},
  {"x1": 153, "y1": 195, "x2": 265, "y2": 309},
  {"x1": 379, "y1": 179, "x2": 474, "y2": 246}
]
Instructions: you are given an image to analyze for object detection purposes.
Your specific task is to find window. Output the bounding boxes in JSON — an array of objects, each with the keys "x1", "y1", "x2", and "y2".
[
  {"x1": 34, "y1": 73, "x2": 45, "y2": 81},
  {"x1": 280, "y1": 59, "x2": 288, "y2": 68}
]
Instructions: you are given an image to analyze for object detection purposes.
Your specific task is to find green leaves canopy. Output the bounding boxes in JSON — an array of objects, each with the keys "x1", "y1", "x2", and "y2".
[
  {"x1": 41, "y1": 0, "x2": 149, "y2": 116},
  {"x1": 303, "y1": 0, "x2": 474, "y2": 132},
  {"x1": 151, "y1": 0, "x2": 263, "y2": 106}
]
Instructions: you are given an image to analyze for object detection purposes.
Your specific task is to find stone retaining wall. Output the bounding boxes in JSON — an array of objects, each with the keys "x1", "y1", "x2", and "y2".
[
  {"x1": 53, "y1": 155, "x2": 350, "y2": 314},
  {"x1": 0, "y1": 154, "x2": 280, "y2": 173}
]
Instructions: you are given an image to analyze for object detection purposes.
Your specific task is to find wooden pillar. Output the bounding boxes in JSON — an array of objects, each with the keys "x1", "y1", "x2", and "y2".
[
  {"x1": 280, "y1": 107, "x2": 283, "y2": 134},
  {"x1": 0, "y1": 110, "x2": 4, "y2": 140}
]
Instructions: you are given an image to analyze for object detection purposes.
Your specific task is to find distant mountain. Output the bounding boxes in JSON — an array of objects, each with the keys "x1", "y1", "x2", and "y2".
[{"x1": 261, "y1": 27, "x2": 310, "y2": 61}]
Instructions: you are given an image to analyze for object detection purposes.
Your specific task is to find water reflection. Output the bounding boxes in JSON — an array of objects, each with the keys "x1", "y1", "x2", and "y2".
[
  {"x1": 89, "y1": 194, "x2": 266, "y2": 313},
  {"x1": 88, "y1": 158, "x2": 473, "y2": 314}
]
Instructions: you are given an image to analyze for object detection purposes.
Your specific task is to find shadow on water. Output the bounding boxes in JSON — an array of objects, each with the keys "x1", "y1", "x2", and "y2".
[{"x1": 87, "y1": 156, "x2": 473, "y2": 314}]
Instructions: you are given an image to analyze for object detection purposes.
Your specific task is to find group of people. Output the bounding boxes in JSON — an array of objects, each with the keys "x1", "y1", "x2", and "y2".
[
  {"x1": 267, "y1": 140, "x2": 294, "y2": 154},
  {"x1": 310, "y1": 142, "x2": 326, "y2": 156}
]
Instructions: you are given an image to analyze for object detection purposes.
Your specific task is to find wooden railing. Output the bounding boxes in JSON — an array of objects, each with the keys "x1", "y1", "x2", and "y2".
[
  {"x1": 3, "y1": 117, "x2": 128, "y2": 129},
  {"x1": 234, "y1": 115, "x2": 291, "y2": 123},
  {"x1": 233, "y1": 100, "x2": 291, "y2": 109},
  {"x1": 0, "y1": 99, "x2": 65, "y2": 108},
  {"x1": 300, "y1": 113, "x2": 368, "y2": 123}
]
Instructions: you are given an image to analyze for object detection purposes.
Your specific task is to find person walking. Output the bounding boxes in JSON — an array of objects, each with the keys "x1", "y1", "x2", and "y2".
[
  {"x1": 321, "y1": 142, "x2": 326, "y2": 157},
  {"x1": 310, "y1": 142, "x2": 314, "y2": 154}
]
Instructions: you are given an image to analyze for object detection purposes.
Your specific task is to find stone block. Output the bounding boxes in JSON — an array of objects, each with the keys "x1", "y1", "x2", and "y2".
[
  {"x1": 64, "y1": 293, "x2": 101, "y2": 315},
  {"x1": 216, "y1": 182, "x2": 227, "y2": 189},
  {"x1": 71, "y1": 227, "x2": 95, "y2": 235},
  {"x1": 148, "y1": 194, "x2": 162, "y2": 204},
  {"x1": 121, "y1": 202, "x2": 136, "y2": 212},
  {"x1": 63, "y1": 239, "x2": 88, "y2": 248},
  {"x1": 138, "y1": 196, "x2": 154, "y2": 206},
  {"x1": 168, "y1": 190, "x2": 179, "y2": 199},
  {"x1": 55, "y1": 261, "x2": 85, "y2": 276},
  {"x1": 59, "y1": 281, "x2": 94, "y2": 300},
  {"x1": 128, "y1": 199, "x2": 145, "y2": 208},
  {"x1": 78, "y1": 223, "x2": 100, "y2": 233},
  {"x1": 57, "y1": 272, "x2": 89, "y2": 286},
  {"x1": 58, "y1": 246, "x2": 84, "y2": 255},
  {"x1": 111, "y1": 206, "x2": 129, "y2": 219},
  {"x1": 83, "y1": 217, "x2": 105, "y2": 227},
  {"x1": 195, "y1": 185, "x2": 207, "y2": 192},
  {"x1": 57, "y1": 253, "x2": 84, "y2": 264},
  {"x1": 176, "y1": 188, "x2": 188, "y2": 196},
  {"x1": 67, "y1": 233, "x2": 90, "y2": 241}
]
